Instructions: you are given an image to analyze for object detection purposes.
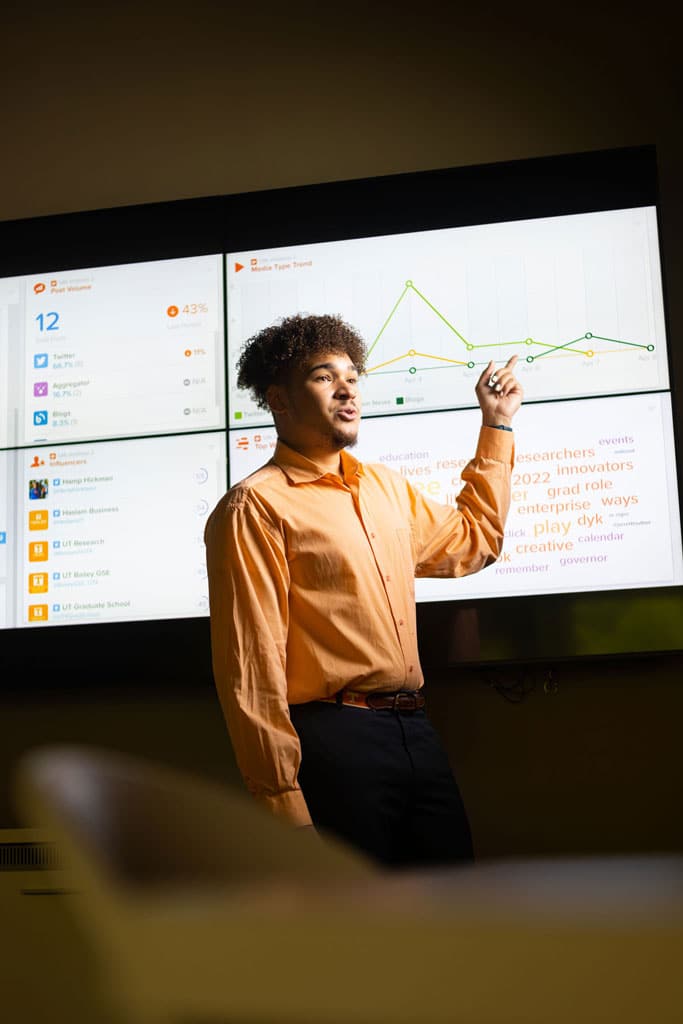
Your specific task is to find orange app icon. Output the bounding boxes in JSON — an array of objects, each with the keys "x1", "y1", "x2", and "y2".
[
  {"x1": 29, "y1": 541, "x2": 48, "y2": 562},
  {"x1": 167, "y1": 305, "x2": 179, "y2": 318},
  {"x1": 33, "y1": 282, "x2": 46, "y2": 294},
  {"x1": 29, "y1": 573, "x2": 48, "y2": 594},
  {"x1": 28, "y1": 604, "x2": 49, "y2": 621},
  {"x1": 29, "y1": 509, "x2": 49, "y2": 530}
]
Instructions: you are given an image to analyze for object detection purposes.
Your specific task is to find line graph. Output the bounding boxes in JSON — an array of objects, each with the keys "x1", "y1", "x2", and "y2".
[
  {"x1": 227, "y1": 206, "x2": 669, "y2": 427},
  {"x1": 365, "y1": 279, "x2": 655, "y2": 378}
]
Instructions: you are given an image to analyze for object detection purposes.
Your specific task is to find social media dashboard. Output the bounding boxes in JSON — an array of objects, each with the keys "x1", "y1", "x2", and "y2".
[
  {"x1": 12, "y1": 432, "x2": 226, "y2": 627},
  {"x1": 0, "y1": 254, "x2": 224, "y2": 448},
  {"x1": 1, "y1": 254, "x2": 228, "y2": 629}
]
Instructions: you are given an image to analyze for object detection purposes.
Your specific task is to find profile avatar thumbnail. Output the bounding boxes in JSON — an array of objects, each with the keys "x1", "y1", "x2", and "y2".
[{"x1": 29, "y1": 479, "x2": 49, "y2": 500}]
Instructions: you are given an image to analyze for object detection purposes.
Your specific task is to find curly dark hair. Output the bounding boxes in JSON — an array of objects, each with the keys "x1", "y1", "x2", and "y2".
[{"x1": 236, "y1": 313, "x2": 367, "y2": 410}]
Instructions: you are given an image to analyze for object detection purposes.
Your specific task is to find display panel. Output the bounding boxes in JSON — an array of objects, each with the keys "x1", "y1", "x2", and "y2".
[
  {"x1": 0, "y1": 254, "x2": 224, "y2": 448},
  {"x1": 227, "y1": 208, "x2": 668, "y2": 425},
  {"x1": 1, "y1": 432, "x2": 225, "y2": 628}
]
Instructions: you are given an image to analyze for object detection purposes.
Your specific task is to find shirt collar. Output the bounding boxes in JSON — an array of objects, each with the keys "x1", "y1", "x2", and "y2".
[{"x1": 272, "y1": 441, "x2": 363, "y2": 485}]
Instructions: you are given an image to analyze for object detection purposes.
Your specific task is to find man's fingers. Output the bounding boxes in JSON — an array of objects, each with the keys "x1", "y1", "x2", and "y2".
[
  {"x1": 488, "y1": 367, "x2": 513, "y2": 392},
  {"x1": 478, "y1": 356, "x2": 521, "y2": 395},
  {"x1": 477, "y1": 361, "x2": 496, "y2": 388}
]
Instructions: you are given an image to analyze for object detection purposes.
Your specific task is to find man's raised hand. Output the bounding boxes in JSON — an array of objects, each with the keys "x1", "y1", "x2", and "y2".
[{"x1": 475, "y1": 355, "x2": 523, "y2": 427}]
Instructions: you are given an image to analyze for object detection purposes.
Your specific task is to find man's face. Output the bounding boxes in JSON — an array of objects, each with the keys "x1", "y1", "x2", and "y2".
[{"x1": 269, "y1": 351, "x2": 362, "y2": 455}]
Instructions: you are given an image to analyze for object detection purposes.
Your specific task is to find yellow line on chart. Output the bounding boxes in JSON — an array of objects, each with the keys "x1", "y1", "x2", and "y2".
[
  {"x1": 367, "y1": 350, "x2": 470, "y2": 373},
  {"x1": 366, "y1": 343, "x2": 635, "y2": 375}
]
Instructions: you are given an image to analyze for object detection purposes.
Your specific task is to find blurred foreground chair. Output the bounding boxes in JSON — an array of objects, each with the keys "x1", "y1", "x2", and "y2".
[{"x1": 15, "y1": 744, "x2": 683, "y2": 1024}]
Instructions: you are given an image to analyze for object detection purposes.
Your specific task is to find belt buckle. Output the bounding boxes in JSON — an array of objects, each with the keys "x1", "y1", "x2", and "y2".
[{"x1": 392, "y1": 691, "x2": 416, "y2": 712}]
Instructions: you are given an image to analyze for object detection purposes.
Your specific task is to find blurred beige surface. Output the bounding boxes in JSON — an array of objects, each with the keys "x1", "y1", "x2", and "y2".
[{"x1": 8, "y1": 745, "x2": 683, "y2": 1024}]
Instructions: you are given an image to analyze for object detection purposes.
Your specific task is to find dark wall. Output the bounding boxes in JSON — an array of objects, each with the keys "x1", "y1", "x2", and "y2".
[{"x1": 1, "y1": 2, "x2": 682, "y2": 853}]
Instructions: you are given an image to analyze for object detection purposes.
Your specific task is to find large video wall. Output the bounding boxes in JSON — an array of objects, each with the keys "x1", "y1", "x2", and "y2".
[{"x1": 1, "y1": 149, "x2": 681, "y2": 640}]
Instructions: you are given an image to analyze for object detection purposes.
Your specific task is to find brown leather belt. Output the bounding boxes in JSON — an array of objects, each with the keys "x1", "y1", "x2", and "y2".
[{"x1": 320, "y1": 689, "x2": 425, "y2": 711}]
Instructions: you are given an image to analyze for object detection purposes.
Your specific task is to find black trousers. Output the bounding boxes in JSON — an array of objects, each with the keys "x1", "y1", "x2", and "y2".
[{"x1": 289, "y1": 700, "x2": 474, "y2": 869}]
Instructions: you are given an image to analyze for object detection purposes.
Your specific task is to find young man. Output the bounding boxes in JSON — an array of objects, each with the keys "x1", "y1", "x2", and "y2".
[{"x1": 205, "y1": 313, "x2": 522, "y2": 867}]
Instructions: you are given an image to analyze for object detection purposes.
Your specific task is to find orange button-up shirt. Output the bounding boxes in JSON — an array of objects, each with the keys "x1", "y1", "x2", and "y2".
[{"x1": 204, "y1": 426, "x2": 513, "y2": 827}]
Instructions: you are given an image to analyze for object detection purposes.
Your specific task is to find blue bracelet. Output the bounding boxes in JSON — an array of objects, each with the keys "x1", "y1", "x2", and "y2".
[{"x1": 489, "y1": 424, "x2": 513, "y2": 432}]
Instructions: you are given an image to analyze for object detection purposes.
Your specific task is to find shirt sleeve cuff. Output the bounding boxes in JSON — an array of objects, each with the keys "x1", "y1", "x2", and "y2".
[
  {"x1": 256, "y1": 788, "x2": 313, "y2": 828},
  {"x1": 477, "y1": 425, "x2": 515, "y2": 463}
]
